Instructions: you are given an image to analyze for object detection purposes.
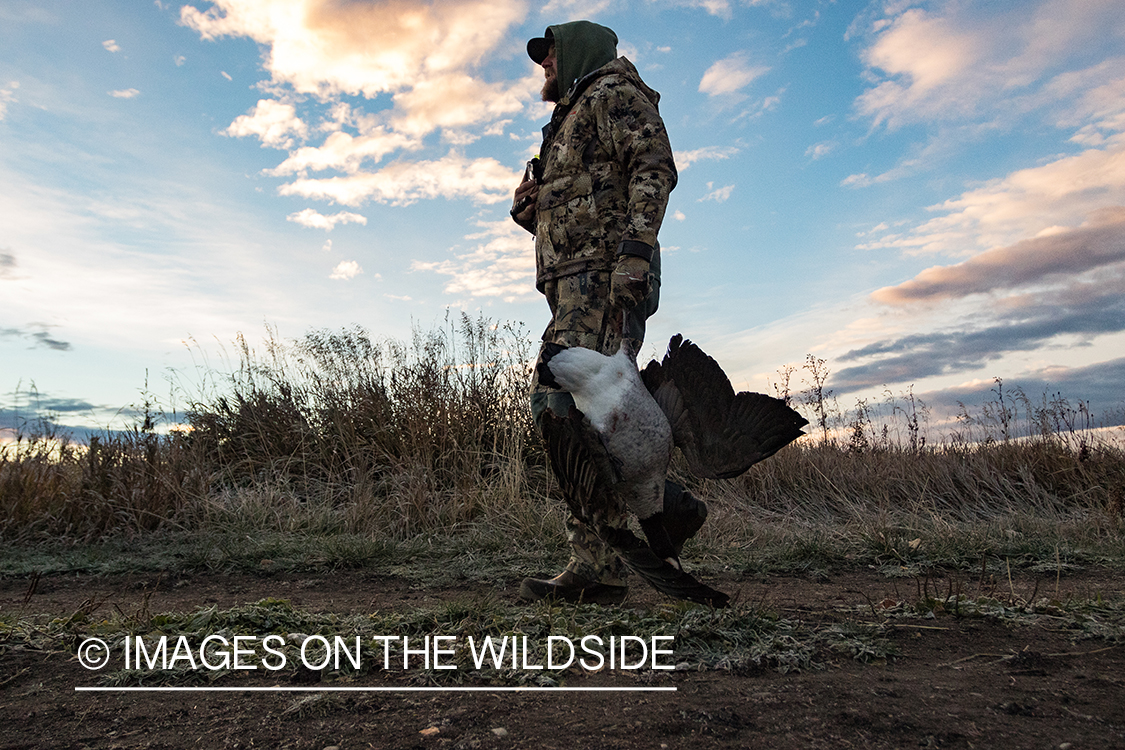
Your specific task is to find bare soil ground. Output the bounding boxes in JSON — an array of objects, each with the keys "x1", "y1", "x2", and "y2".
[{"x1": 2, "y1": 568, "x2": 1124, "y2": 749}]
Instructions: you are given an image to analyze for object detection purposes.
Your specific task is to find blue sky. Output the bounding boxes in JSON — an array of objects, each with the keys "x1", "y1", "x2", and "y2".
[{"x1": 2, "y1": 0, "x2": 1124, "y2": 439}]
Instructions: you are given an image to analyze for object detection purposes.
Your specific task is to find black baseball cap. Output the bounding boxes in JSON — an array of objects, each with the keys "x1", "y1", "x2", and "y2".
[{"x1": 527, "y1": 28, "x2": 554, "y2": 64}]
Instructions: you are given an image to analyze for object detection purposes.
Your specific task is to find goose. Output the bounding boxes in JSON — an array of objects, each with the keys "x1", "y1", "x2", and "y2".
[{"x1": 537, "y1": 334, "x2": 808, "y2": 607}]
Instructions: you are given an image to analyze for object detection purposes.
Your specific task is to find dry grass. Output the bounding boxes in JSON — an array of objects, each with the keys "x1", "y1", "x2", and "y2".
[
  {"x1": 0, "y1": 418, "x2": 206, "y2": 541},
  {"x1": 2, "y1": 314, "x2": 1123, "y2": 573},
  {"x1": 177, "y1": 315, "x2": 553, "y2": 541},
  {"x1": 2, "y1": 314, "x2": 556, "y2": 543}
]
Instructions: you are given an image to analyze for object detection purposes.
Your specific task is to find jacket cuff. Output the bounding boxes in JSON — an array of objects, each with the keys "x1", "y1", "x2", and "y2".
[{"x1": 616, "y1": 240, "x2": 654, "y2": 262}]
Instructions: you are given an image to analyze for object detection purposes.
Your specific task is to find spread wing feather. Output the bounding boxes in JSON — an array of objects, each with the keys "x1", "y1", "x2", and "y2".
[
  {"x1": 539, "y1": 405, "x2": 730, "y2": 607},
  {"x1": 642, "y1": 335, "x2": 808, "y2": 480}
]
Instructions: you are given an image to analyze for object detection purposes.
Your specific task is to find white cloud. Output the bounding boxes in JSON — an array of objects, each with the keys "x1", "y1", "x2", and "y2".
[
  {"x1": 757, "y1": 92, "x2": 782, "y2": 113},
  {"x1": 180, "y1": 0, "x2": 527, "y2": 101},
  {"x1": 390, "y1": 72, "x2": 533, "y2": 137},
  {"x1": 221, "y1": 71, "x2": 233, "y2": 81},
  {"x1": 182, "y1": 0, "x2": 537, "y2": 218},
  {"x1": 805, "y1": 141, "x2": 836, "y2": 159},
  {"x1": 269, "y1": 127, "x2": 420, "y2": 176},
  {"x1": 859, "y1": 133, "x2": 1125, "y2": 257},
  {"x1": 698, "y1": 182, "x2": 735, "y2": 203},
  {"x1": 841, "y1": 158, "x2": 923, "y2": 188},
  {"x1": 0, "y1": 81, "x2": 17, "y2": 120},
  {"x1": 109, "y1": 88, "x2": 140, "y2": 99},
  {"x1": 855, "y1": 1, "x2": 1125, "y2": 131},
  {"x1": 102, "y1": 39, "x2": 121, "y2": 53},
  {"x1": 329, "y1": 260, "x2": 363, "y2": 280},
  {"x1": 675, "y1": 145, "x2": 739, "y2": 170},
  {"x1": 540, "y1": 0, "x2": 614, "y2": 22},
  {"x1": 856, "y1": 9, "x2": 979, "y2": 129},
  {"x1": 225, "y1": 99, "x2": 308, "y2": 149},
  {"x1": 278, "y1": 151, "x2": 520, "y2": 207},
  {"x1": 699, "y1": 52, "x2": 769, "y2": 98},
  {"x1": 665, "y1": 0, "x2": 735, "y2": 20},
  {"x1": 412, "y1": 217, "x2": 535, "y2": 301},
  {"x1": 1052, "y1": 62, "x2": 1125, "y2": 146},
  {"x1": 286, "y1": 208, "x2": 367, "y2": 231}
]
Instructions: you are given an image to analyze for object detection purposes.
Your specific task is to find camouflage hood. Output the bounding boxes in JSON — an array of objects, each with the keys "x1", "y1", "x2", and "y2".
[
  {"x1": 541, "y1": 55, "x2": 664, "y2": 151},
  {"x1": 564, "y1": 55, "x2": 662, "y2": 109},
  {"x1": 545, "y1": 21, "x2": 619, "y2": 102}
]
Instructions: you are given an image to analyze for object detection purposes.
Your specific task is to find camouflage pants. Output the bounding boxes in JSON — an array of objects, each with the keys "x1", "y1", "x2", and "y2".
[{"x1": 530, "y1": 267, "x2": 659, "y2": 586}]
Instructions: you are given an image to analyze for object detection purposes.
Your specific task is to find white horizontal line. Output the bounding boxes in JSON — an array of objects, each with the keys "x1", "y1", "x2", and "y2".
[{"x1": 75, "y1": 686, "x2": 676, "y2": 693}]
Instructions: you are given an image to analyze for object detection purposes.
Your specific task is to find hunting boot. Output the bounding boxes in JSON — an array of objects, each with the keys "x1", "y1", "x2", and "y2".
[{"x1": 662, "y1": 480, "x2": 708, "y2": 555}]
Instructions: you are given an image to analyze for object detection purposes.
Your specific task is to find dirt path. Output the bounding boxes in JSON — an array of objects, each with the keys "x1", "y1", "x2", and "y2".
[{"x1": 2, "y1": 569, "x2": 1124, "y2": 749}]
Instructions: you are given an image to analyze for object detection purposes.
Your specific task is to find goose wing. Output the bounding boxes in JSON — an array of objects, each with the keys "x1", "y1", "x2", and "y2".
[
  {"x1": 539, "y1": 405, "x2": 730, "y2": 607},
  {"x1": 641, "y1": 335, "x2": 808, "y2": 480},
  {"x1": 538, "y1": 404, "x2": 623, "y2": 528},
  {"x1": 601, "y1": 526, "x2": 730, "y2": 607}
]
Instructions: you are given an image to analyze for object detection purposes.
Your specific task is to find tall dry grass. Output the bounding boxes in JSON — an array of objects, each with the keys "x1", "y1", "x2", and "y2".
[
  {"x1": 0, "y1": 414, "x2": 207, "y2": 541},
  {"x1": 2, "y1": 314, "x2": 557, "y2": 543},
  {"x1": 2, "y1": 316, "x2": 1123, "y2": 562},
  {"x1": 181, "y1": 315, "x2": 554, "y2": 540},
  {"x1": 687, "y1": 374, "x2": 1125, "y2": 567}
]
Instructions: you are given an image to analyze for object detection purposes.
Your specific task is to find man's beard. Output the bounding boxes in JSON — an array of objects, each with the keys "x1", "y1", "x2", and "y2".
[{"x1": 541, "y1": 75, "x2": 560, "y2": 103}]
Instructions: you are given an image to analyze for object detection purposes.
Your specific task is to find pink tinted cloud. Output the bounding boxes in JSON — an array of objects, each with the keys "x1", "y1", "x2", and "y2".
[{"x1": 873, "y1": 207, "x2": 1125, "y2": 305}]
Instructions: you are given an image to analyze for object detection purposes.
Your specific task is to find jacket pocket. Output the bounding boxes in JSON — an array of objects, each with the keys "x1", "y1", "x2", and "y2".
[{"x1": 537, "y1": 172, "x2": 606, "y2": 264}]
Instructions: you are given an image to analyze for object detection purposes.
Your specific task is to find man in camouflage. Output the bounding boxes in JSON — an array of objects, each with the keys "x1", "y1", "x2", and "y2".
[{"x1": 512, "y1": 20, "x2": 706, "y2": 604}]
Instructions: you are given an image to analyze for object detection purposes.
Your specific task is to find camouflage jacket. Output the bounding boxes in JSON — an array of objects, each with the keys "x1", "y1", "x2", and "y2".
[{"x1": 522, "y1": 57, "x2": 677, "y2": 292}]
